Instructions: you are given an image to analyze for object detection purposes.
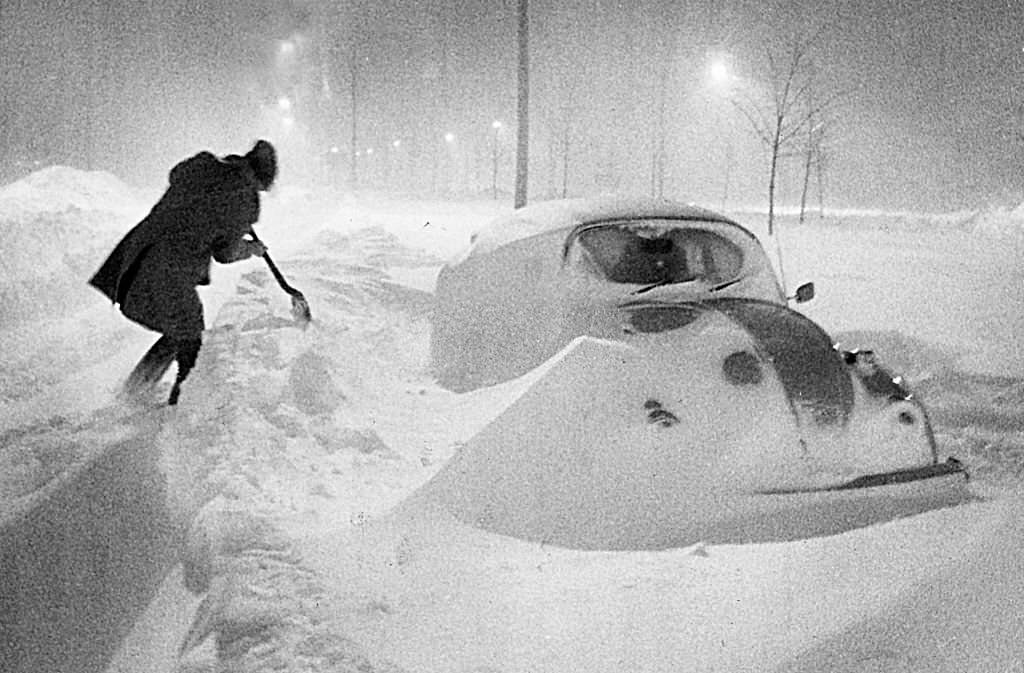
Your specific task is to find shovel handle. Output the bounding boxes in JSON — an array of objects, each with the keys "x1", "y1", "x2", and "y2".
[
  {"x1": 262, "y1": 251, "x2": 303, "y2": 297},
  {"x1": 248, "y1": 230, "x2": 312, "y2": 323},
  {"x1": 248, "y1": 230, "x2": 300, "y2": 296}
]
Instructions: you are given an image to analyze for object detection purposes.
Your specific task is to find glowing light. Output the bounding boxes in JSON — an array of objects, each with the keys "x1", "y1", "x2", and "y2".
[
  {"x1": 392, "y1": 139, "x2": 401, "y2": 148},
  {"x1": 277, "y1": 96, "x2": 292, "y2": 111},
  {"x1": 366, "y1": 148, "x2": 374, "y2": 155},
  {"x1": 492, "y1": 120, "x2": 502, "y2": 130},
  {"x1": 707, "y1": 53, "x2": 735, "y2": 89},
  {"x1": 444, "y1": 132, "x2": 455, "y2": 143},
  {"x1": 279, "y1": 40, "x2": 296, "y2": 56},
  {"x1": 710, "y1": 60, "x2": 730, "y2": 84},
  {"x1": 281, "y1": 115, "x2": 295, "y2": 129},
  {"x1": 329, "y1": 146, "x2": 340, "y2": 154}
]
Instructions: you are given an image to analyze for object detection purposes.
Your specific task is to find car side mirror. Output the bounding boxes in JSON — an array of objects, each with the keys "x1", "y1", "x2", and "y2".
[{"x1": 790, "y1": 282, "x2": 815, "y2": 303}]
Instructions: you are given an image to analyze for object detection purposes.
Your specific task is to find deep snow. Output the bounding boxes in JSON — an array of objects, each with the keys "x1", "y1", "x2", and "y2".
[{"x1": 1, "y1": 167, "x2": 1022, "y2": 672}]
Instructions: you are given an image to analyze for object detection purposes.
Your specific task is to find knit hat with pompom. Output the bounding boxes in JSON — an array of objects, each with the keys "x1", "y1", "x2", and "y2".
[{"x1": 244, "y1": 139, "x2": 277, "y2": 191}]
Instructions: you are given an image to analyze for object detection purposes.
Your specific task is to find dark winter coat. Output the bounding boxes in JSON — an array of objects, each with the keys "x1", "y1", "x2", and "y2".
[{"x1": 89, "y1": 152, "x2": 262, "y2": 338}]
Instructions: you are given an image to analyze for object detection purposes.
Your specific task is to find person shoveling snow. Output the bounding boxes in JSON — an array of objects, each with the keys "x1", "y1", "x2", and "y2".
[{"x1": 88, "y1": 139, "x2": 307, "y2": 406}]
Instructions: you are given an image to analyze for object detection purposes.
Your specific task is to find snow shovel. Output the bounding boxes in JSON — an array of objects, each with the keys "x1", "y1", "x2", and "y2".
[{"x1": 249, "y1": 231, "x2": 312, "y2": 325}]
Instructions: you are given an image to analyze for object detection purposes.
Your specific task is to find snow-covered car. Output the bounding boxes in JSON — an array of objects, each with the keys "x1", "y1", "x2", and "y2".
[
  {"x1": 429, "y1": 197, "x2": 969, "y2": 543},
  {"x1": 432, "y1": 196, "x2": 809, "y2": 390}
]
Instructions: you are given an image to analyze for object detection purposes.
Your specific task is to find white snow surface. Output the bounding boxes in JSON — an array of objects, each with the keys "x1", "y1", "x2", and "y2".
[{"x1": 1, "y1": 167, "x2": 1023, "y2": 672}]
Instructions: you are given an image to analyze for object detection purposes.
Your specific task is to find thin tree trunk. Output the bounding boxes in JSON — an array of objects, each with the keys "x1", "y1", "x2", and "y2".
[
  {"x1": 815, "y1": 152, "x2": 825, "y2": 220},
  {"x1": 721, "y1": 141, "x2": 732, "y2": 211},
  {"x1": 799, "y1": 134, "x2": 813, "y2": 225},
  {"x1": 349, "y1": 56, "x2": 358, "y2": 191},
  {"x1": 768, "y1": 138, "x2": 779, "y2": 235},
  {"x1": 768, "y1": 122, "x2": 788, "y2": 294},
  {"x1": 561, "y1": 119, "x2": 569, "y2": 198},
  {"x1": 653, "y1": 68, "x2": 667, "y2": 199},
  {"x1": 492, "y1": 126, "x2": 500, "y2": 199}
]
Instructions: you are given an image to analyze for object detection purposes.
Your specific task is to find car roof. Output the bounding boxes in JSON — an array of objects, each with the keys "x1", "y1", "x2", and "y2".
[{"x1": 467, "y1": 196, "x2": 755, "y2": 257}]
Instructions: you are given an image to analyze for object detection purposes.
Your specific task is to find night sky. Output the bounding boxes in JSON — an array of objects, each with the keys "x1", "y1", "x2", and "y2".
[{"x1": 2, "y1": 0, "x2": 1023, "y2": 211}]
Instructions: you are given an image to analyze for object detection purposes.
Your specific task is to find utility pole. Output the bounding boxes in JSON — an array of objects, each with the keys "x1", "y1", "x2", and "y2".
[{"x1": 514, "y1": 0, "x2": 529, "y2": 209}]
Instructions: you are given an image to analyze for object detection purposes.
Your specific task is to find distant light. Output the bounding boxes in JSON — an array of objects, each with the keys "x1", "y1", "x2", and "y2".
[
  {"x1": 329, "y1": 146, "x2": 340, "y2": 154},
  {"x1": 492, "y1": 120, "x2": 502, "y2": 130},
  {"x1": 366, "y1": 148, "x2": 374, "y2": 155},
  {"x1": 707, "y1": 51, "x2": 736, "y2": 91},
  {"x1": 444, "y1": 132, "x2": 455, "y2": 143},
  {"x1": 279, "y1": 40, "x2": 296, "y2": 56},
  {"x1": 277, "y1": 96, "x2": 292, "y2": 111},
  {"x1": 282, "y1": 116, "x2": 295, "y2": 129},
  {"x1": 392, "y1": 139, "x2": 401, "y2": 148},
  {"x1": 709, "y1": 59, "x2": 731, "y2": 85}
]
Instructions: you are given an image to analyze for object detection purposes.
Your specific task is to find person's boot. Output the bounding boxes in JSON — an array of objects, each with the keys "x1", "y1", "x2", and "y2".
[
  {"x1": 124, "y1": 335, "x2": 177, "y2": 396},
  {"x1": 168, "y1": 338, "x2": 202, "y2": 406}
]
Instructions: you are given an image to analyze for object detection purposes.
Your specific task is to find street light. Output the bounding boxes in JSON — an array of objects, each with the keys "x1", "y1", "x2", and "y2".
[
  {"x1": 446, "y1": 133, "x2": 456, "y2": 194},
  {"x1": 705, "y1": 52, "x2": 737, "y2": 210},
  {"x1": 385, "y1": 140, "x2": 402, "y2": 190},
  {"x1": 709, "y1": 60, "x2": 730, "y2": 86},
  {"x1": 706, "y1": 52, "x2": 736, "y2": 93},
  {"x1": 431, "y1": 133, "x2": 457, "y2": 195}
]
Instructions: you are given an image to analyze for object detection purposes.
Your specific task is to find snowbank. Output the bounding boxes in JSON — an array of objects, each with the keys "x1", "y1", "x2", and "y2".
[
  {"x1": 0, "y1": 165, "x2": 147, "y2": 222},
  {"x1": 964, "y1": 202, "x2": 1024, "y2": 241},
  {"x1": 0, "y1": 166, "x2": 148, "y2": 328},
  {"x1": 731, "y1": 203, "x2": 1024, "y2": 241}
]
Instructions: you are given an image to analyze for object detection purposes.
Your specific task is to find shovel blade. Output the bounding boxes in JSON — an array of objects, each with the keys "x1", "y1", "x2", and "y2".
[{"x1": 291, "y1": 293, "x2": 312, "y2": 325}]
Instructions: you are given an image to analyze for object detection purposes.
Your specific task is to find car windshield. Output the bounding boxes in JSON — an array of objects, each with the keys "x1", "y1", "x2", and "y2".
[{"x1": 566, "y1": 221, "x2": 744, "y2": 286}]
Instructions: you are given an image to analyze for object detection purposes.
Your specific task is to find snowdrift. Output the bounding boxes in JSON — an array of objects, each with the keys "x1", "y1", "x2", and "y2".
[
  {"x1": 0, "y1": 166, "x2": 146, "y2": 326},
  {"x1": 295, "y1": 479, "x2": 1015, "y2": 673},
  {"x1": 408, "y1": 334, "x2": 969, "y2": 550}
]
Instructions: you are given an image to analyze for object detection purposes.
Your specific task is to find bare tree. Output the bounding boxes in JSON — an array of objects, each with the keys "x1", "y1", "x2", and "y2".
[
  {"x1": 651, "y1": 63, "x2": 668, "y2": 199},
  {"x1": 647, "y1": 6, "x2": 677, "y2": 200},
  {"x1": 348, "y1": 44, "x2": 359, "y2": 189},
  {"x1": 731, "y1": 35, "x2": 837, "y2": 235},
  {"x1": 548, "y1": 78, "x2": 579, "y2": 199},
  {"x1": 313, "y1": 2, "x2": 364, "y2": 191},
  {"x1": 798, "y1": 111, "x2": 830, "y2": 225},
  {"x1": 558, "y1": 102, "x2": 572, "y2": 198}
]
